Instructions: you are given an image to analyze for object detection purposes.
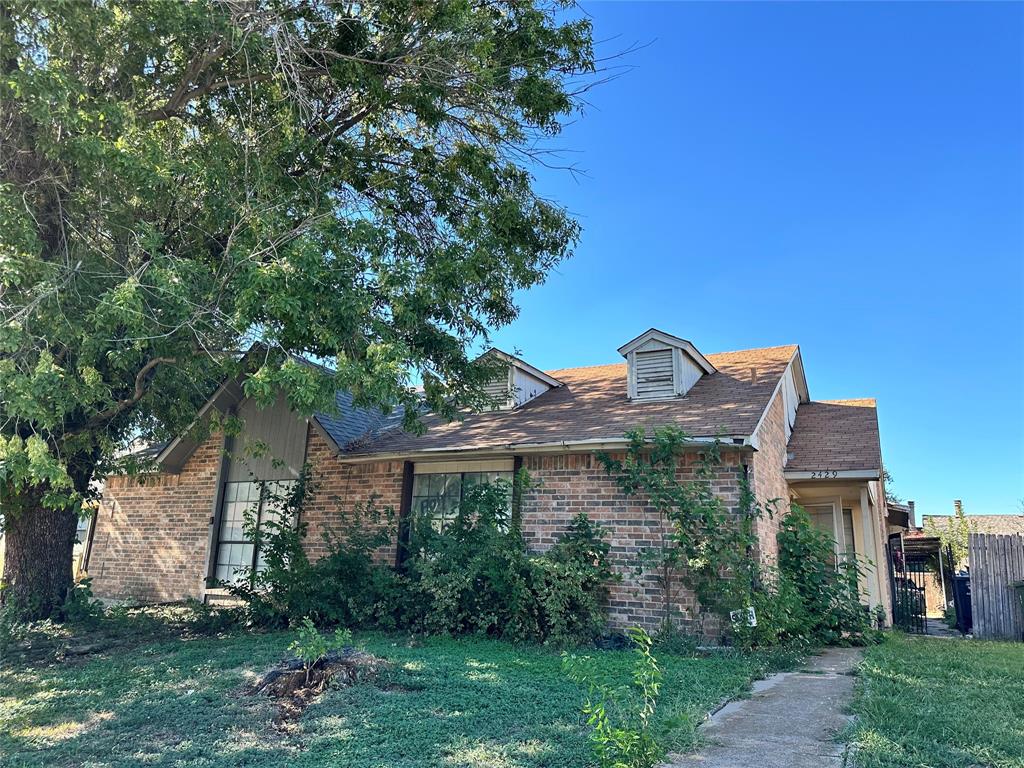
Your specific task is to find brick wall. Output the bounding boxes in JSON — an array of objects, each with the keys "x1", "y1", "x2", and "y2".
[
  {"x1": 520, "y1": 450, "x2": 744, "y2": 633},
  {"x1": 89, "y1": 431, "x2": 223, "y2": 602},
  {"x1": 91, "y1": 427, "x2": 789, "y2": 637},
  {"x1": 302, "y1": 429, "x2": 404, "y2": 564},
  {"x1": 750, "y1": 390, "x2": 791, "y2": 565}
]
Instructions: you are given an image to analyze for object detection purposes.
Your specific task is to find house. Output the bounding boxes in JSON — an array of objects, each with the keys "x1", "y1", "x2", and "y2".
[{"x1": 85, "y1": 329, "x2": 894, "y2": 630}]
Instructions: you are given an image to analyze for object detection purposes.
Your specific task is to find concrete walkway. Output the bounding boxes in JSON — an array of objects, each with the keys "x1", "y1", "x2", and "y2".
[{"x1": 665, "y1": 647, "x2": 862, "y2": 768}]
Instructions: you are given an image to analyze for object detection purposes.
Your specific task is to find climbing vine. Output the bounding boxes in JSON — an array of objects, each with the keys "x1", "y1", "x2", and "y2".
[{"x1": 597, "y1": 427, "x2": 776, "y2": 635}]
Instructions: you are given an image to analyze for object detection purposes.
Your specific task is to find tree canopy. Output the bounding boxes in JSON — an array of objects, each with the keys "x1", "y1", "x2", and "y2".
[{"x1": 0, "y1": 0, "x2": 594, "y2": 617}]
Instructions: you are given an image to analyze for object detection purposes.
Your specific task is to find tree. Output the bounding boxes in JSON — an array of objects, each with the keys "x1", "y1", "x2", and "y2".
[
  {"x1": 925, "y1": 502, "x2": 974, "y2": 572},
  {"x1": 882, "y1": 467, "x2": 903, "y2": 505},
  {"x1": 0, "y1": 0, "x2": 594, "y2": 618}
]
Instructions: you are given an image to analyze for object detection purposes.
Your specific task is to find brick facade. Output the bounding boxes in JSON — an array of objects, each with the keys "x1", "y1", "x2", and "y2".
[
  {"x1": 91, "y1": 402, "x2": 790, "y2": 635},
  {"x1": 749, "y1": 390, "x2": 790, "y2": 565},
  {"x1": 302, "y1": 429, "x2": 404, "y2": 564},
  {"x1": 520, "y1": 450, "x2": 745, "y2": 632},
  {"x1": 89, "y1": 431, "x2": 223, "y2": 603},
  {"x1": 91, "y1": 428, "x2": 406, "y2": 602}
]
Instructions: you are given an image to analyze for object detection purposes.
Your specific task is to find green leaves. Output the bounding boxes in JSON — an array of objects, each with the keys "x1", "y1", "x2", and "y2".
[
  {"x1": 777, "y1": 505, "x2": 876, "y2": 645},
  {"x1": 563, "y1": 626, "x2": 664, "y2": 768},
  {"x1": 598, "y1": 427, "x2": 767, "y2": 630},
  {"x1": 2, "y1": 0, "x2": 593, "y2": 468},
  {"x1": 1, "y1": 0, "x2": 594, "y2": 612}
]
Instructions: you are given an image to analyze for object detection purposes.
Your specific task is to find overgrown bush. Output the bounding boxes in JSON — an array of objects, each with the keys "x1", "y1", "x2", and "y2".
[
  {"x1": 730, "y1": 567, "x2": 810, "y2": 650},
  {"x1": 228, "y1": 476, "x2": 411, "y2": 629},
  {"x1": 776, "y1": 505, "x2": 877, "y2": 645},
  {"x1": 230, "y1": 473, "x2": 615, "y2": 646},
  {"x1": 407, "y1": 482, "x2": 615, "y2": 645}
]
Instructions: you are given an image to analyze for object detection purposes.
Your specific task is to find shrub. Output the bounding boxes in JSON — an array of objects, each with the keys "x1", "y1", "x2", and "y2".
[
  {"x1": 730, "y1": 568, "x2": 810, "y2": 649},
  {"x1": 289, "y1": 617, "x2": 352, "y2": 684},
  {"x1": 563, "y1": 626, "x2": 663, "y2": 768},
  {"x1": 407, "y1": 484, "x2": 615, "y2": 645},
  {"x1": 231, "y1": 473, "x2": 615, "y2": 646},
  {"x1": 60, "y1": 576, "x2": 104, "y2": 625},
  {"x1": 228, "y1": 475, "x2": 409, "y2": 629},
  {"x1": 776, "y1": 505, "x2": 876, "y2": 645}
]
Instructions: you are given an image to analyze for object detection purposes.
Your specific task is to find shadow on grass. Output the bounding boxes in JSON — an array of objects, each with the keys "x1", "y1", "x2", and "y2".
[{"x1": 1, "y1": 630, "x2": 773, "y2": 768}]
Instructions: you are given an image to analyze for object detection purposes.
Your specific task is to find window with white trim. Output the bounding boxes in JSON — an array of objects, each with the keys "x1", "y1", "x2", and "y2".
[{"x1": 214, "y1": 480, "x2": 296, "y2": 583}]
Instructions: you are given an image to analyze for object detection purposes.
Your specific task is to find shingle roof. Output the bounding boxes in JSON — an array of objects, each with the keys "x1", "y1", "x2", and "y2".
[
  {"x1": 922, "y1": 514, "x2": 1024, "y2": 537},
  {"x1": 786, "y1": 398, "x2": 881, "y2": 472},
  {"x1": 314, "y1": 390, "x2": 406, "y2": 451},
  {"x1": 344, "y1": 345, "x2": 799, "y2": 456}
]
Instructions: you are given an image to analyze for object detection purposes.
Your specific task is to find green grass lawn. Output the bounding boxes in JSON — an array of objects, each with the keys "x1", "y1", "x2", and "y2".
[
  {"x1": 0, "y1": 628, "x2": 782, "y2": 768},
  {"x1": 847, "y1": 634, "x2": 1024, "y2": 768}
]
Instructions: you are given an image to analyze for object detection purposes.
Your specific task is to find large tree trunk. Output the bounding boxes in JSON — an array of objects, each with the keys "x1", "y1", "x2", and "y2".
[{"x1": 1, "y1": 489, "x2": 79, "y2": 620}]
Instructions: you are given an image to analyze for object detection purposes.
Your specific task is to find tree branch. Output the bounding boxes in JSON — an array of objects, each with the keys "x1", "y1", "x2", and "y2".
[
  {"x1": 139, "y1": 74, "x2": 273, "y2": 122},
  {"x1": 87, "y1": 357, "x2": 177, "y2": 427}
]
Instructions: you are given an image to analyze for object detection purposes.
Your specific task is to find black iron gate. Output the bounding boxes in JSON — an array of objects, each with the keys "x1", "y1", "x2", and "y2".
[{"x1": 887, "y1": 534, "x2": 928, "y2": 633}]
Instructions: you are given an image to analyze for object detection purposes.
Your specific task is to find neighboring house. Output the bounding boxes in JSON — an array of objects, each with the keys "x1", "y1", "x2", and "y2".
[
  {"x1": 922, "y1": 509, "x2": 1024, "y2": 538},
  {"x1": 86, "y1": 328, "x2": 894, "y2": 630}
]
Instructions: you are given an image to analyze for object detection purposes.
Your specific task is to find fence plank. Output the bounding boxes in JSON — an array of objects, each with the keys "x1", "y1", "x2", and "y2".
[{"x1": 970, "y1": 533, "x2": 1024, "y2": 640}]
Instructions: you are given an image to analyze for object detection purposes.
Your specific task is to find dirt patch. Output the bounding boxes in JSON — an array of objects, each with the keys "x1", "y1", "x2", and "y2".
[{"x1": 247, "y1": 648, "x2": 388, "y2": 724}]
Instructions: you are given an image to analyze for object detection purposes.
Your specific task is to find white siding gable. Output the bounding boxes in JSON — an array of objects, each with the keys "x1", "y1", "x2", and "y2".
[
  {"x1": 478, "y1": 349, "x2": 564, "y2": 410},
  {"x1": 512, "y1": 366, "x2": 550, "y2": 407},
  {"x1": 781, "y1": 364, "x2": 799, "y2": 441}
]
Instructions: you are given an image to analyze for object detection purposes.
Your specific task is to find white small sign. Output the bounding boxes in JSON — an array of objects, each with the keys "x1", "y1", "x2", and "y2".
[{"x1": 730, "y1": 606, "x2": 757, "y2": 627}]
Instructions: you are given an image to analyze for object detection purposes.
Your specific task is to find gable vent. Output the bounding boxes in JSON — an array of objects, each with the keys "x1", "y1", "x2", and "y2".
[
  {"x1": 476, "y1": 348, "x2": 565, "y2": 410},
  {"x1": 635, "y1": 349, "x2": 675, "y2": 399},
  {"x1": 481, "y1": 367, "x2": 513, "y2": 410},
  {"x1": 618, "y1": 328, "x2": 717, "y2": 402}
]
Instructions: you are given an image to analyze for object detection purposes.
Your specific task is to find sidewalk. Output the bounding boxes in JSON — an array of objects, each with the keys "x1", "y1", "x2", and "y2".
[{"x1": 665, "y1": 646, "x2": 862, "y2": 768}]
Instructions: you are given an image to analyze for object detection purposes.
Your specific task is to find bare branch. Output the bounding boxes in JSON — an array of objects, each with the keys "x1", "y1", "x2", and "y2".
[{"x1": 85, "y1": 357, "x2": 177, "y2": 428}]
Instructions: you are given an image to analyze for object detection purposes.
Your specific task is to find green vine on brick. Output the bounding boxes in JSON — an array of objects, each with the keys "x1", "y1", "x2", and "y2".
[{"x1": 597, "y1": 426, "x2": 776, "y2": 636}]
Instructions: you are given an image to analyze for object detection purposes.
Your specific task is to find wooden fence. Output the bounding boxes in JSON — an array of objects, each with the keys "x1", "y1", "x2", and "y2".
[{"x1": 969, "y1": 533, "x2": 1024, "y2": 640}]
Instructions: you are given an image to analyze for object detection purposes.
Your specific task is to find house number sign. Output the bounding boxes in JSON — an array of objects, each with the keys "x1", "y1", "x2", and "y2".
[{"x1": 809, "y1": 470, "x2": 839, "y2": 479}]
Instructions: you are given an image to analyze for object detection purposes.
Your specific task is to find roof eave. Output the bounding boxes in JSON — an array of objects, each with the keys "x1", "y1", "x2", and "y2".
[
  {"x1": 337, "y1": 434, "x2": 755, "y2": 463},
  {"x1": 153, "y1": 377, "x2": 245, "y2": 472},
  {"x1": 784, "y1": 469, "x2": 881, "y2": 481},
  {"x1": 481, "y1": 348, "x2": 565, "y2": 388}
]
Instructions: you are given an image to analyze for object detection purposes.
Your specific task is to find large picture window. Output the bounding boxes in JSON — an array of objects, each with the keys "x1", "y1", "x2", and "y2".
[
  {"x1": 214, "y1": 480, "x2": 295, "y2": 584},
  {"x1": 411, "y1": 470, "x2": 513, "y2": 532}
]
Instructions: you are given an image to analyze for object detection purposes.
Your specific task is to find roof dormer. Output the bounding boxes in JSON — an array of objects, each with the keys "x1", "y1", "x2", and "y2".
[
  {"x1": 478, "y1": 349, "x2": 564, "y2": 410},
  {"x1": 618, "y1": 329, "x2": 716, "y2": 401}
]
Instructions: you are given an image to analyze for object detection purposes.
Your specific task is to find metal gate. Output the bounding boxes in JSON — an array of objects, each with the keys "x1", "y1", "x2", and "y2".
[{"x1": 887, "y1": 534, "x2": 928, "y2": 633}]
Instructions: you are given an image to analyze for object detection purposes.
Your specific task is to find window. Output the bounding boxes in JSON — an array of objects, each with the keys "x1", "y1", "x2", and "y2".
[
  {"x1": 411, "y1": 470, "x2": 513, "y2": 532},
  {"x1": 214, "y1": 480, "x2": 295, "y2": 584},
  {"x1": 806, "y1": 504, "x2": 856, "y2": 565},
  {"x1": 841, "y1": 507, "x2": 856, "y2": 559}
]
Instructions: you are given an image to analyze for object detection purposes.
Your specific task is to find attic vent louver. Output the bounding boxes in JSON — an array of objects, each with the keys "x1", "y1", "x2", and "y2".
[
  {"x1": 617, "y1": 328, "x2": 717, "y2": 402},
  {"x1": 635, "y1": 349, "x2": 674, "y2": 399},
  {"x1": 481, "y1": 367, "x2": 513, "y2": 409}
]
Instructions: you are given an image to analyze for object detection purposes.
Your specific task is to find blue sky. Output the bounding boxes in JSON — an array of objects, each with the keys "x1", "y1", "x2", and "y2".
[{"x1": 489, "y1": 1, "x2": 1024, "y2": 517}]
